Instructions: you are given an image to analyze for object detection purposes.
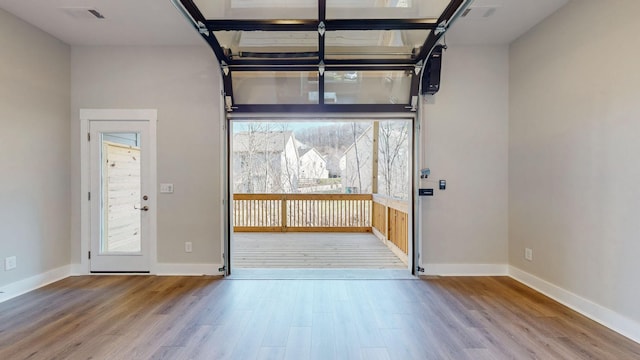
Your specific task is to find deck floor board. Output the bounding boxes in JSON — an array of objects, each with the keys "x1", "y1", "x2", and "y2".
[{"x1": 233, "y1": 232, "x2": 406, "y2": 269}]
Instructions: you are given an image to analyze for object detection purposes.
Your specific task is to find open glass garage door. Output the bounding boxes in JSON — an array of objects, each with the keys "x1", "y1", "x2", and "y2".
[
  {"x1": 225, "y1": 115, "x2": 418, "y2": 275},
  {"x1": 169, "y1": 1, "x2": 470, "y2": 274}
]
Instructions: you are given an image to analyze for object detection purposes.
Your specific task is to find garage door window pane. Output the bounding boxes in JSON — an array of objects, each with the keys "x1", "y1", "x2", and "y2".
[{"x1": 232, "y1": 72, "x2": 319, "y2": 104}]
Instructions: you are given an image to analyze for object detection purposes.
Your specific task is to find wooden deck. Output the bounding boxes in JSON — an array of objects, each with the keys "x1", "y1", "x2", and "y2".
[{"x1": 233, "y1": 232, "x2": 406, "y2": 269}]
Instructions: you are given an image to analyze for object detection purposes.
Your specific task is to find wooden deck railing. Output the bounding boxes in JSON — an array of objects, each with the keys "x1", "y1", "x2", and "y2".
[
  {"x1": 233, "y1": 194, "x2": 372, "y2": 232},
  {"x1": 372, "y1": 194, "x2": 409, "y2": 255}
]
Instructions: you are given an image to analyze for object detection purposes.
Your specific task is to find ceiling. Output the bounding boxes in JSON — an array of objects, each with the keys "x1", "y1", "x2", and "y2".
[
  {"x1": 0, "y1": 0, "x2": 568, "y2": 47},
  {"x1": 446, "y1": 0, "x2": 569, "y2": 45},
  {"x1": 0, "y1": 0, "x2": 203, "y2": 46}
]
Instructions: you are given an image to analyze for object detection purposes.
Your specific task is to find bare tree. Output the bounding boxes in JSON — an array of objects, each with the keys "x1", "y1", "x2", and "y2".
[
  {"x1": 351, "y1": 123, "x2": 363, "y2": 192},
  {"x1": 340, "y1": 125, "x2": 373, "y2": 194},
  {"x1": 234, "y1": 122, "x2": 280, "y2": 193},
  {"x1": 378, "y1": 121, "x2": 409, "y2": 200}
]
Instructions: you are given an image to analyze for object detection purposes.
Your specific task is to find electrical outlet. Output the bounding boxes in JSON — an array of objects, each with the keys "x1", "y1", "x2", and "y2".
[
  {"x1": 185, "y1": 242, "x2": 193, "y2": 253},
  {"x1": 524, "y1": 248, "x2": 533, "y2": 262},
  {"x1": 5, "y1": 256, "x2": 17, "y2": 271}
]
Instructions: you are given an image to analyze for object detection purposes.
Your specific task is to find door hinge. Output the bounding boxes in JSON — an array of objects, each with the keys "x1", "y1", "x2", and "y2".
[
  {"x1": 87, "y1": 132, "x2": 91, "y2": 141},
  {"x1": 88, "y1": 251, "x2": 91, "y2": 259},
  {"x1": 88, "y1": 192, "x2": 91, "y2": 201}
]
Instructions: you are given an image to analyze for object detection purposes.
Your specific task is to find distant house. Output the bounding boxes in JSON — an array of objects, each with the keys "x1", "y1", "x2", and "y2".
[
  {"x1": 340, "y1": 126, "x2": 373, "y2": 194},
  {"x1": 233, "y1": 131, "x2": 330, "y2": 193},
  {"x1": 232, "y1": 131, "x2": 299, "y2": 193},
  {"x1": 298, "y1": 147, "x2": 328, "y2": 180}
]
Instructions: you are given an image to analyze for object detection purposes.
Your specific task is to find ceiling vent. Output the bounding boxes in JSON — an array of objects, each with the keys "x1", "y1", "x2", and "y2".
[
  {"x1": 60, "y1": 8, "x2": 106, "y2": 20},
  {"x1": 461, "y1": 6, "x2": 498, "y2": 19}
]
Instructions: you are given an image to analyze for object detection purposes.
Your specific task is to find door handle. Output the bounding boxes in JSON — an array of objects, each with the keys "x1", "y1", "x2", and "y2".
[{"x1": 134, "y1": 205, "x2": 149, "y2": 211}]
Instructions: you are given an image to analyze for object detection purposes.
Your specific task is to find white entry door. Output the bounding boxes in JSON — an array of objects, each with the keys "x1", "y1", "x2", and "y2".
[{"x1": 89, "y1": 119, "x2": 155, "y2": 272}]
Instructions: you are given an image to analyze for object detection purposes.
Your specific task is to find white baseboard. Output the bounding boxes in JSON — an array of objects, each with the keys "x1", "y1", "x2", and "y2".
[
  {"x1": 509, "y1": 266, "x2": 640, "y2": 344},
  {"x1": 70, "y1": 263, "x2": 86, "y2": 276},
  {"x1": 423, "y1": 263, "x2": 509, "y2": 276},
  {"x1": 69, "y1": 262, "x2": 223, "y2": 276},
  {"x1": 155, "y1": 263, "x2": 224, "y2": 276},
  {"x1": 0, "y1": 265, "x2": 71, "y2": 304}
]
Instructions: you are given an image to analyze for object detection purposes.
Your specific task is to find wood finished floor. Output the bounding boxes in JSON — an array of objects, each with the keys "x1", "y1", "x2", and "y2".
[
  {"x1": 233, "y1": 232, "x2": 406, "y2": 269},
  {"x1": 1, "y1": 276, "x2": 639, "y2": 359}
]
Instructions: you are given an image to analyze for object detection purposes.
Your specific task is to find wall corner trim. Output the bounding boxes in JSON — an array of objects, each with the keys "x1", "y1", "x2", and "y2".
[
  {"x1": 424, "y1": 263, "x2": 509, "y2": 276},
  {"x1": 509, "y1": 266, "x2": 640, "y2": 344},
  {"x1": 0, "y1": 265, "x2": 71, "y2": 304},
  {"x1": 155, "y1": 263, "x2": 224, "y2": 276}
]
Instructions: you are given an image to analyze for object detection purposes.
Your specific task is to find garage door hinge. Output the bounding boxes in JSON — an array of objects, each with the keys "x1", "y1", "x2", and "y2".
[
  {"x1": 318, "y1": 21, "x2": 326, "y2": 36},
  {"x1": 405, "y1": 96, "x2": 418, "y2": 111},
  {"x1": 197, "y1": 21, "x2": 209, "y2": 37},
  {"x1": 88, "y1": 192, "x2": 91, "y2": 201},
  {"x1": 434, "y1": 21, "x2": 447, "y2": 35},
  {"x1": 414, "y1": 60, "x2": 423, "y2": 75},
  {"x1": 87, "y1": 132, "x2": 90, "y2": 141},
  {"x1": 88, "y1": 251, "x2": 91, "y2": 260}
]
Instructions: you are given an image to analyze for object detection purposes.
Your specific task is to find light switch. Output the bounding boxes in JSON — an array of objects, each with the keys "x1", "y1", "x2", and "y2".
[{"x1": 160, "y1": 183, "x2": 174, "y2": 193}]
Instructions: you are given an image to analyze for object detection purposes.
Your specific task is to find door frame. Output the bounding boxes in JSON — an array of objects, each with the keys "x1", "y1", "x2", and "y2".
[
  {"x1": 79, "y1": 109, "x2": 158, "y2": 274},
  {"x1": 224, "y1": 113, "x2": 418, "y2": 275}
]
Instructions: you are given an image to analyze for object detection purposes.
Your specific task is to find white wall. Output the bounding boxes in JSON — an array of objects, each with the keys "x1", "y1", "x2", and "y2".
[
  {"x1": 0, "y1": 9, "x2": 71, "y2": 287},
  {"x1": 510, "y1": 0, "x2": 640, "y2": 324},
  {"x1": 70, "y1": 46, "x2": 223, "y2": 267},
  {"x1": 420, "y1": 45, "x2": 509, "y2": 271}
]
